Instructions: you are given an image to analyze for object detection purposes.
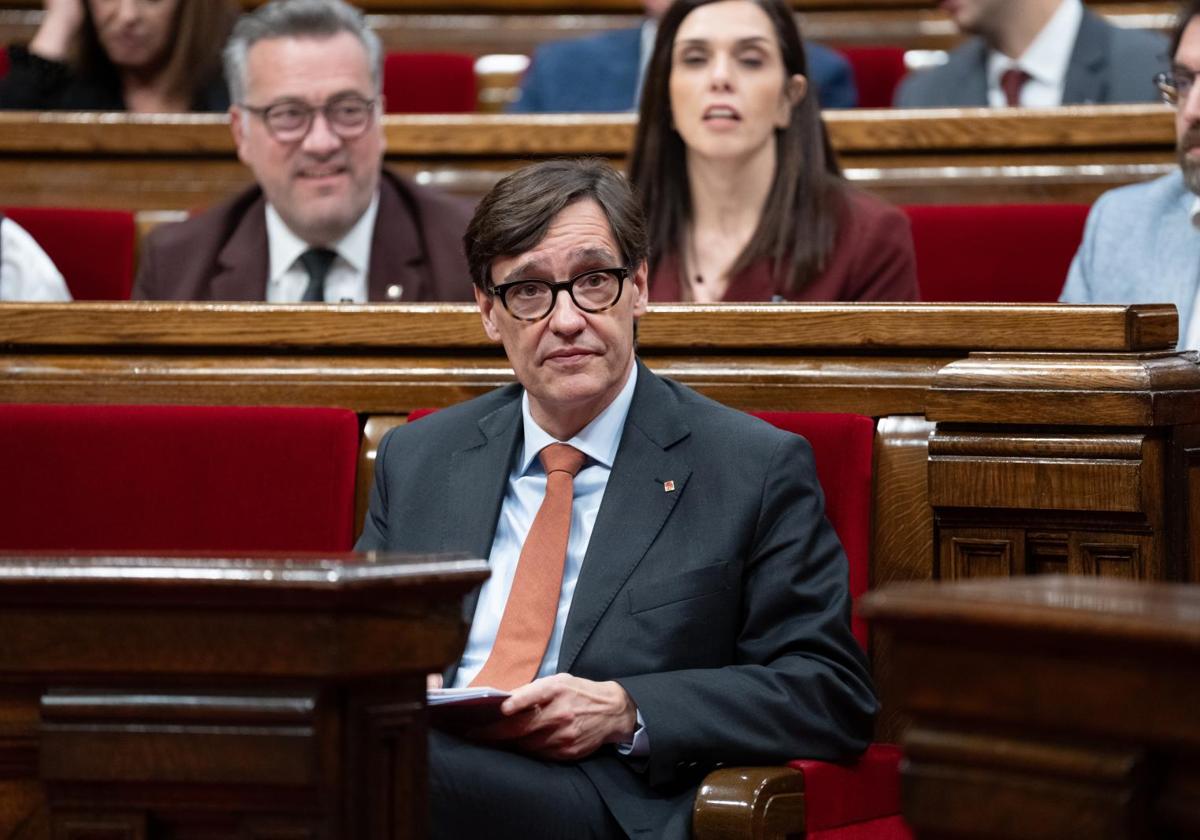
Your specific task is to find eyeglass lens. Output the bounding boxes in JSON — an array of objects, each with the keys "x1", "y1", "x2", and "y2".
[
  {"x1": 261, "y1": 96, "x2": 375, "y2": 141},
  {"x1": 501, "y1": 270, "x2": 624, "y2": 319}
]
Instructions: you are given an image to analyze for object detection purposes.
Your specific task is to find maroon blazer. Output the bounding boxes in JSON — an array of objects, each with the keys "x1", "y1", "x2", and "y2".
[
  {"x1": 649, "y1": 187, "x2": 918, "y2": 302},
  {"x1": 133, "y1": 169, "x2": 474, "y2": 302}
]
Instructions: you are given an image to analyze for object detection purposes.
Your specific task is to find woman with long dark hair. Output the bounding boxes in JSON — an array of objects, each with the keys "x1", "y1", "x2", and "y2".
[
  {"x1": 1, "y1": 0, "x2": 239, "y2": 112},
  {"x1": 628, "y1": 0, "x2": 917, "y2": 301}
]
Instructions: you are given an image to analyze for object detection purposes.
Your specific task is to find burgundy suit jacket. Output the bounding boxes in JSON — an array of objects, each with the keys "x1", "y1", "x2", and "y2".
[
  {"x1": 649, "y1": 187, "x2": 918, "y2": 302},
  {"x1": 133, "y1": 169, "x2": 474, "y2": 302}
]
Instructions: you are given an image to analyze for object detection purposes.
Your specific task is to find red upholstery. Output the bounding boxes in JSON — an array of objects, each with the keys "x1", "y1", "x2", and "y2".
[
  {"x1": 903, "y1": 204, "x2": 1090, "y2": 302},
  {"x1": 809, "y1": 816, "x2": 913, "y2": 840},
  {"x1": 383, "y1": 52, "x2": 477, "y2": 113},
  {"x1": 0, "y1": 404, "x2": 360, "y2": 552},
  {"x1": 791, "y1": 744, "x2": 904, "y2": 831},
  {"x1": 835, "y1": 46, "x2": 907, "y2": 108},
  {"x1": 0, "y1": 46, "x2": 9, "y2": 80},
  {"x1": 3, "y1": 206, "x2": 137, "y2": 300}
]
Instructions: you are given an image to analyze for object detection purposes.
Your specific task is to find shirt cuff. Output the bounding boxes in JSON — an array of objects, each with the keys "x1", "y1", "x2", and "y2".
[{"x1": 615, "y1": 709, "x2": 649, "y2": 757}]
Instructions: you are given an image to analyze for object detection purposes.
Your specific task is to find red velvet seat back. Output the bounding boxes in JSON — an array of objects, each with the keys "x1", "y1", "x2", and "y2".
[
  {"x1": 835, "y1": 46, "x2": 907, "y2": 108},
  {"x1": 3, "y1": 206, "x2": 137, "y2": 300},
  {"x1": 0, "y1": 46, "x2": 9, "y2": 80},
  {"x1": 903, "y1": 204, "x2": 1089, "y2": 302},
  {"x1": 383, "y1": 52, "x2": 477, "y2": 113},
  {"x1": 0, "y1": 404, "x2": 360, "y2": 552},
  {"x1": 751, "y1": 412, "x2": 873, "y2": 649}
]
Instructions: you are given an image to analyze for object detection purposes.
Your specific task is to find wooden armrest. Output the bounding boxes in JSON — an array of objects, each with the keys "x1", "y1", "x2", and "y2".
[{"x1": 692, "y1": 766, "x2": 806, "y2": 840}]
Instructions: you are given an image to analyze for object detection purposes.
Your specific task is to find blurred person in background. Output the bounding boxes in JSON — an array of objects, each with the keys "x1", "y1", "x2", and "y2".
[
  {"x1": 0, "y1": 0, "x2": 238, "y2": 112},
  {"x1": 133, "y1": 0, "x2": 473, "y2": 303},
  {"x1": 0, "y1": 214, "x2": 71, "y2": 301},
  {"x1": 628, "y1": 0, "x2": 917, "y2": 302},
  {"x1": 894, "y1": 0, "x2": 1166, "y2": 107},
  {"x1": 512, "y1": 0, "x2": 858, "y2": 112}
]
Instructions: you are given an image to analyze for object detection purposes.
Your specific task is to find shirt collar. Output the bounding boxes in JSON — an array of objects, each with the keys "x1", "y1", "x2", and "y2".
[
  {"x1": 265, "y1": 190, "x2": 380, "y2": 285},
  {"x1": 1189, "y1": 195, "x2": 1200, "y2": 230},
  {"x1": 518, "y1": 360, "x2": 638, "y2": 475},
  {"x1": 987, "y1": 0, "x2": 1082, "y2": 89}
]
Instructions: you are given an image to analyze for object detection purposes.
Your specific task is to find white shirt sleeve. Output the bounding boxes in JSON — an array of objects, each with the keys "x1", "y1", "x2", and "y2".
[{"x1": 0, "y1": 218, "x2": 72, "y2": 302}]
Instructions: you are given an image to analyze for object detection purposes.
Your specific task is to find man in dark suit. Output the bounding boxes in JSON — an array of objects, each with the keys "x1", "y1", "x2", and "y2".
[
  {"x1": 511, "y1": 0, "x2": 857, "y2": 111},
  {"x1": 134, "y1": 0, "x2": 472, "y2": 303},
  {"x1": 356, "y1": 158, "x2": 876, "y2": 839},
  {"x1": 894, "y1": 0, "x2": 1165, "y2": 107}
]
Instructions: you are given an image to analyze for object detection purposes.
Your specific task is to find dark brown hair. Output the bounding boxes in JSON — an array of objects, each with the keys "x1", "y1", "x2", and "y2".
[
  {"x1": 628, "y1": 0, "x2": 845, "y2": 296},
  {"x1": 465, "y1": 158, "x2": 648, "y2": 290},
  {"x1": 1172, "y1": 0, "x2": 1200, "y2": 56},
  {"x1": 78, "y1": 0, "x2": 239, "y2": 106}
]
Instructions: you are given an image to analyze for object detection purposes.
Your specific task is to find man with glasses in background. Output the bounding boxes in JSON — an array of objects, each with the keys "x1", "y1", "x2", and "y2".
[
  {"x1": 134, "y1": 0, "x2": 472, "y2": 303},
  {"x1": 357, "y1": 158, "x2": 876, "y2": 839},
  {"x1": 1061, "y1": 0, "x2": 1200, "y2": 349}
]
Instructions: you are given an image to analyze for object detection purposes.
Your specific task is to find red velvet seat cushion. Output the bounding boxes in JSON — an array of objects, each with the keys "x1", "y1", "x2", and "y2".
[
  {"x1": 791, "y1": 743, "x2": 903, "y2": 831},
  {"x1": 383, "y1": 52, "x2": 477, "y2": 113},
  {"x1": 903, "y1": 204, "x2": 1090, "y2": 302},
  {"x1": 3, "y1": 206, "x2": 137, "y2": 300},
  {"x1": 0, "y1": 404, "x2": 360, "y2": 552},
  {"x1": 836, "y1": 46, "x2": 907, "y2": 108}
]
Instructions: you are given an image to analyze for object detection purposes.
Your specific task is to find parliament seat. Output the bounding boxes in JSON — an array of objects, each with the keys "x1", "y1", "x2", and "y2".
[
  {"x1": 835, "y1": 46, "x2": 907, "y2": 109},
  {"x1": 0, "y1": 45, "x2": 8, "y2": 79},
  {"x1": 903, "y1": 203, "x2": 1090, "y2": 302},
  {"x1": 0, "y1": 404, "x2": 360, "y2": 552},
  {"x1": 383, "y1": 51, "x2": 478, "y2": 113},
  {"x1": 694, "y1": 412, "x2": 906, "y2": 839},
  {"x1": 2, "y1": 206, "x2": 137, "y2": 300}
]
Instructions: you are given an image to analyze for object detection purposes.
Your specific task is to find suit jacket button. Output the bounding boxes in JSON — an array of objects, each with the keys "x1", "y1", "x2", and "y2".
[{"x1": 386, "y1": 284, "x2": 403, "y2": 301}]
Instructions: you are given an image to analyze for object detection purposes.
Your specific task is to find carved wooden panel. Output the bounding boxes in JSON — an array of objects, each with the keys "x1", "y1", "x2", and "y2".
[
  {"x1": 940, "y1": 531, "x2": 1023, "y2": 580},
  {"x1": 1167, "y1": 423, "x2": 1200, "y2": 583},
  {"x1": 344, "y1": 689, "x2": 427, "y2": 840},
  {"x1": 1073, "y1": 534, "x2": 1148, "y2": 580}
]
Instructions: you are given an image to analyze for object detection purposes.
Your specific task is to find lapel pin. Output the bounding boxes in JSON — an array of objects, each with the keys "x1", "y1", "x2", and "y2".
[{"x1": 663, "y1": 480, "x2": 676, "y2": 492}]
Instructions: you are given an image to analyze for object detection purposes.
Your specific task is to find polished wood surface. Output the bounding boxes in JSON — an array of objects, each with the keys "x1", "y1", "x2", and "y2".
[
  {"x1": 0, "y1": 106, "x2": 1177, "y2": 209},
  {"x1": 0, "y1": 552, "x2": 488, "y2": 839},
  {"x1": 860, "y1": 575, "x2": 1200, "y2": 839}
]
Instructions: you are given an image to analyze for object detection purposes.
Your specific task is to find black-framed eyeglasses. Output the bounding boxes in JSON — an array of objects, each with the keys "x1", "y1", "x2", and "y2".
[
  {"x1": 1155, "y1": 69, "x2": 1197, "y2": 106},
  {"x1": 241, "y1": 94, "x2": 378, "y2": 143},
  {"x1": 488, "y1": 266, "x2": 631, "y2": 321}
]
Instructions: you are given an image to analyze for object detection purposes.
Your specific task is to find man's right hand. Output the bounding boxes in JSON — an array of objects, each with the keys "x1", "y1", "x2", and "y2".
[{"x1": 30, "y1": 0, "x2": 86, "y2": 62}]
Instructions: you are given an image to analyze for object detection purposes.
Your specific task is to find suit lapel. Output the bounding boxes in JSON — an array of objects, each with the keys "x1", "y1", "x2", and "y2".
[
  {"x1": 442, "y1": 395, "x2": 523, "y2": 560},
  {"x1": 210, "y1": 196, "x2": 271, "y2": 301},
  {"x1": 1062, "y1": 11, "x2": 1106, "y2": 104},
  {"x1": 557, "y1": 366, "x2": 692, "y2": 672},
  {"x1": 366, "y1": 171, "x2": 425, "y2": 301}
]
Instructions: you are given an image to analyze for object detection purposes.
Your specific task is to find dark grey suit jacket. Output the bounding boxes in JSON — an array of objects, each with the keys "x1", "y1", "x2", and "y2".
[
  {"x1": 894, "y1": 9, "x2": 1167, "y2": 107},
  {"x1": 132, "y1": 169, "x2": 474, "y2": 302},
  {"x1": 356, "y1": 361, "x2": 877, "y2": 838}
]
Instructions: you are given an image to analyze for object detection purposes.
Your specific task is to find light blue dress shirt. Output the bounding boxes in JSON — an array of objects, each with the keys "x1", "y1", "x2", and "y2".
[
  {"x1": 453, "y1": 362, "x2": 638, "y2": 686},
  {"x1": 451, "y1": 361, "x2": 647, "y2": 754}
]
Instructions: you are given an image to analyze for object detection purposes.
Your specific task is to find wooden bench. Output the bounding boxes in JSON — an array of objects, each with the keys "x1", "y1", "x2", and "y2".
[
  {"x1": 0, "y1": 106, "x2": 1177, "y2": 212},
  {"x1": 2, "y1": 300, "x2": 1197, "y2": 745}
]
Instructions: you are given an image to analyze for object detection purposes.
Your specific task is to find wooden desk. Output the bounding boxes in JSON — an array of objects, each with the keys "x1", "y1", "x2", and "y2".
[
  {"x1": 860, "y1": 575, "x2": 1200, "y2": 839},
  {"x1": 0, "y1": 106, "x2": 1177, "y2": 210},
  {"x1": 0, "y1": 552, "x2": 488, "y2": 839}
]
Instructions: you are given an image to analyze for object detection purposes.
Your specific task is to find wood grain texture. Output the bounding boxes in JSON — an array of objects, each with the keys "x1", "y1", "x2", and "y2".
[
  {"x1": 0, "y1": 107, "x2": 1177, "y2": 209},
  {"x1": 0, "y1": 302, "x2": 1177, "y2": 351}
]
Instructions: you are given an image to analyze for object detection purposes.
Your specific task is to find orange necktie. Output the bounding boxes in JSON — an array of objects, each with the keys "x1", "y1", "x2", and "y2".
[
  {"x1": 1000, "y1": 68, "x2": 1031, "y2": 107},
  {"x1": 470, "y1": 443, "x2": 586, "y2": 690}
]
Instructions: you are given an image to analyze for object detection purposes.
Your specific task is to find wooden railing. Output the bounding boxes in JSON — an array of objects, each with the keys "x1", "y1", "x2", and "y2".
[{"x1": 0, "y1": 106, "x2": 1177, "y2": 210}]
